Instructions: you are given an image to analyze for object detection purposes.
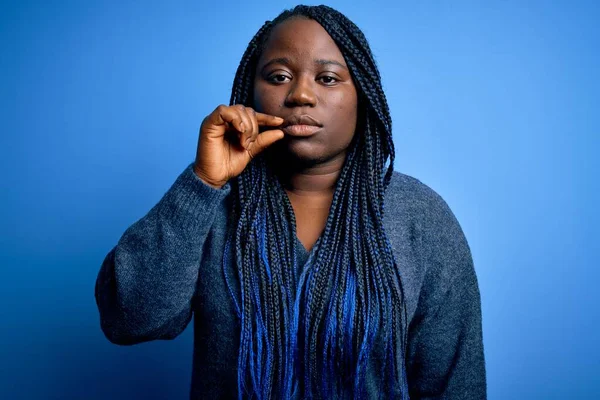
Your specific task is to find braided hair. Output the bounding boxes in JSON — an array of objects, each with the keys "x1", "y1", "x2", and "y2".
[{"x1": 223, "y1": 5, "x2": 408, "y2": 399}]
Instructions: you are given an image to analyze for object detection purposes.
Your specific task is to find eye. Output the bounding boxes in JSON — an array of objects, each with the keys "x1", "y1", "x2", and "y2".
[
  {"x1": 267, "y1": 74, "x2": 291, "y2": 84},
  {"x1": 318, "y1": 75, "x2": 339, "y2": 85}
]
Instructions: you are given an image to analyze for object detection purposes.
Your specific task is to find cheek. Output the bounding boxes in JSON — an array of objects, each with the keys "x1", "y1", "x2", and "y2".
[
  {"x1": 253, "y1": 82, "x2": 281, "y2": 113},
  {"x1": 329, "y1": 92, "x2": 358, "y2": 137}
]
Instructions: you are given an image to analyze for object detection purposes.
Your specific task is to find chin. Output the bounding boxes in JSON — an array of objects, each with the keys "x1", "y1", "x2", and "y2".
[{"x1": 265, "y1": 138, "x2": 344, "y2": 169}]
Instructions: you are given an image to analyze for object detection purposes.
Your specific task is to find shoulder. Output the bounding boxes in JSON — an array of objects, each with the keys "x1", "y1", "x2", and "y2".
[
  {"x1": 384, "y1": 169, "x2": 473, "y2": 280},
  {"x1": 384, "y1": 170, "x2": 456, "y2": 227}
]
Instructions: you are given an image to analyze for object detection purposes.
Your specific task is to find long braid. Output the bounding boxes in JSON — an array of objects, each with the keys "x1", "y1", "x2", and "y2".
[{"x1": 225, "y1": 5, "x2": 408, "y2": 399}]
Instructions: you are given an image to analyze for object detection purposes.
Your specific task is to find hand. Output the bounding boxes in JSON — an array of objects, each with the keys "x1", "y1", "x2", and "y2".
[{"x1": 193, "y1": 105, "x2": 284, "y2": 189}]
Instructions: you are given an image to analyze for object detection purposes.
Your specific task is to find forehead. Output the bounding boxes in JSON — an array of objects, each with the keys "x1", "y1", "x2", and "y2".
[{"x1": 260, "y1": 18, "x2": 345, "y2": 62}]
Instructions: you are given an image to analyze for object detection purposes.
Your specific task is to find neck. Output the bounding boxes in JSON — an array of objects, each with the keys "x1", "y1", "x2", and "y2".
[{"x1": 276, "y1": 153, "x2": 346, "y2": 196}]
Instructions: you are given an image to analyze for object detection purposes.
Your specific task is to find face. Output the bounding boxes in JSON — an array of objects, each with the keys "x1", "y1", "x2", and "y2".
[{"x1": 253, "y1": 18, "x2": 358, "y2": 167}]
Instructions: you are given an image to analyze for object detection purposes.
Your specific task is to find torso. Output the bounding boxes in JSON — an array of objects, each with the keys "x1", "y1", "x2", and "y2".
[
  {"x1": 192, "y1": 170, "x2": 432, "y2": 399},
  {"x1": 190, "y1": 170, "x2": 459, "y2": 399},
  {"x1": 285, "y1": 189, "x2": 332, "y2": 252}
]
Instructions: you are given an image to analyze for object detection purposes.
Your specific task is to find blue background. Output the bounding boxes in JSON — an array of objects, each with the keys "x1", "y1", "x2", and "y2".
[{"x1": 1, "y1": 0, "x2": 598, "y2": 399}]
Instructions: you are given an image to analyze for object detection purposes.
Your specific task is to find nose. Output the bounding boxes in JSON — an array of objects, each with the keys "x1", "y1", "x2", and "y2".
[{"x1": 284, "y1": 76, "x2": 316, "y2": 107}]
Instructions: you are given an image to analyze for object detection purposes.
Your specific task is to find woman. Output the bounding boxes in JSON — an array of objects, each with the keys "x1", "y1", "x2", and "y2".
[{"x1": 95, "y1": 5, "x2": 486, "y2": 399}]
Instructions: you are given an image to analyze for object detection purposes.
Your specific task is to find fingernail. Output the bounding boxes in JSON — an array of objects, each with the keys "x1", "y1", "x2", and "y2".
[{"x1": 240, "y1": 122, "x2": 246, "y2": 132}]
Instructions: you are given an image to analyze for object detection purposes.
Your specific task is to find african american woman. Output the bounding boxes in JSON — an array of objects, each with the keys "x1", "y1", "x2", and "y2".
[{"x1": 95, "y1": 5, "x2": 486, "y2": 399}]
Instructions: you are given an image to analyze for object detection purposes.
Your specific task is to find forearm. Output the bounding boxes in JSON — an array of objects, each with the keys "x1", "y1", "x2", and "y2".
[
  {"x1": 95, "y1": 164, "x2": 231, "y2": 345},
  {"x1": 407, "y1": 267, "x2": 486, "y2": 399}
]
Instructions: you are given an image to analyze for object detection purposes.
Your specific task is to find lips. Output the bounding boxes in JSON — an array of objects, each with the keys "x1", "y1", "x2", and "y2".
[{"x1": 281, "y1": 114, "x2": 323, "y2": 137}]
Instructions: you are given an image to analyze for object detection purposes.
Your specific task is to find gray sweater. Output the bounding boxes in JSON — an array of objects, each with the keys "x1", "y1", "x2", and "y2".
[{"x1": 95, "y1": 163, "x2": 486, "y2": 399}]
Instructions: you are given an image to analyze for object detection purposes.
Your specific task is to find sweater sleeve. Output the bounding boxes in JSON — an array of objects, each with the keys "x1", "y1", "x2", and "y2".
[
  {"x1": 94, "y1": 163, "x2": 231, "y2": 345},
  {"x1": 406, "y1": 191, "x2": 486, "y2": 399}
]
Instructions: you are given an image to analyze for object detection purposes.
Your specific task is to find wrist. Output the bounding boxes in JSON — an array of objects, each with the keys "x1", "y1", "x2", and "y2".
[{"x1": 193, "y1": 165, "x2": 226, "y2": 190}]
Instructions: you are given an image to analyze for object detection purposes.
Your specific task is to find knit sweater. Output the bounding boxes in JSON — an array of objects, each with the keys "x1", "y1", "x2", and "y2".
[{"x1": 95, "y1": 162, "x2": 486, "y2": 399}]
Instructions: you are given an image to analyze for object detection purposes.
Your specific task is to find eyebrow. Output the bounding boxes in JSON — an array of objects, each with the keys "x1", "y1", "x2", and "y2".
[
  {"x1": 315, "y1": 59, "x2": 347, "y2": 69},
  {"x1": 260, "y1": 57, "x2": 348, "y2": 72}
]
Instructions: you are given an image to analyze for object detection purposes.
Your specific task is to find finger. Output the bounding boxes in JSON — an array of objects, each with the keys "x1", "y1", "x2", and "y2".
[
  {"x1": 202, "y1": 105, "x2": 246, "y2": 142},
  {"x1": 217, "y1": 105, "x2": 246, "y2": 134},
  {"x1": 248, "y1": 129, "x2": 285, "y2": 158},
  {"x1": 246, "y1": 108, "x2": 260, "y2": 147},
  {"x1": 231, "y1": 106, "x2": 251, "y2": 148},
  {"x1": 255, "y1": 112, "x2": 284, "y2": 127}
]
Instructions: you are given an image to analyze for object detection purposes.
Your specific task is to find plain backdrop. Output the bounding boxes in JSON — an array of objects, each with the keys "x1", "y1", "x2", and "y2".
[{"x1": 1, "y1": 1, "x2": 598, "y2": 399}]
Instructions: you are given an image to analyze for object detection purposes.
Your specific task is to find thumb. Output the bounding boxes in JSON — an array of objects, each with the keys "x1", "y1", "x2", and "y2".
[{"x1": 248, "y1": 129, "x2": 284, "y2": 158}]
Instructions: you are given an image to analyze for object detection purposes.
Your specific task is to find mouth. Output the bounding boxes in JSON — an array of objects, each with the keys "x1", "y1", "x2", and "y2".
[{"x1": 281, "y1": 115, "x2": 323, "y2": 137}]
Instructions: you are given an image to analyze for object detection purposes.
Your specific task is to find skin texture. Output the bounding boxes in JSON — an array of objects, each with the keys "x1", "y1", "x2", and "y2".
[
  {"x1": 253, "y1": 18, "x2": 359, "y2": 250},
  {"x1": 194, "y1": 17, "x2": 359, "y2": 251},
  {"x1": 254, "y1": 17, "x2": 358, "y2": 170}
]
